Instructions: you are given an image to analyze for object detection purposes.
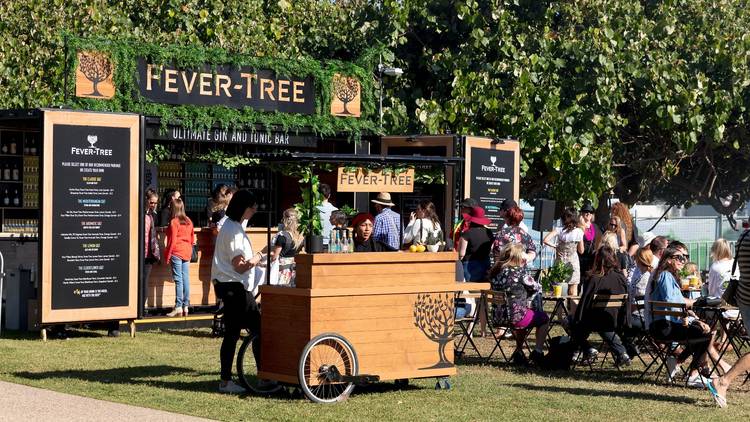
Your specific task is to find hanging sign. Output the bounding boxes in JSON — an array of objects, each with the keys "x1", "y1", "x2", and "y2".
[
  {"x1": 145, "y1": 125, "x2": 317, "y2": 148},
  {"x1": 337, "y1": 167, "x2": 415, "y2": 193},
  {"x1": 136, "y1": 58, "x2": 316, "y2": 114},
  {"x1": 75, "y1": 51, "x2": 115, "y2": 100},
  {"x1": 330, "y1": 73, "x2": 361, "y2": 118}
]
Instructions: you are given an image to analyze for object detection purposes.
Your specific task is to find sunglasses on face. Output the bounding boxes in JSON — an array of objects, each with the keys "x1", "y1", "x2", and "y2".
[
  {"x1": 673, "y1": 254, "x2": 688, "y2": 263},
  {"x1": 609, "y1": 223, "x2": 617, "y2": 228}
]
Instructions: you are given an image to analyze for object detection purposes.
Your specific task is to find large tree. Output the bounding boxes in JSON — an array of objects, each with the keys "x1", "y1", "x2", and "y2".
[{"x1": 386, "y1": 0, "x2": 750, "y2": 214}]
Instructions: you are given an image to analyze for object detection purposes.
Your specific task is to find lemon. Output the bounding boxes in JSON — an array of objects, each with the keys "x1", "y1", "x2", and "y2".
[
  {"x1": 409, "y1": 245, "x2": 418, "y2": 253},
  {"x1": 417, "y1": 245, "x2": 426, "y2": 253}
]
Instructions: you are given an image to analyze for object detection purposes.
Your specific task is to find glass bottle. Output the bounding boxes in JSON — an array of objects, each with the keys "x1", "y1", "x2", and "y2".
[
  {"x1": 3, "y1": 189, "x2": 9, "y2": 206},
  {"x1": 3, "y1": 163, "x2": 9, "y2": 180},
  {"x1": 12, "y1": 163, "x2": 19, "y2": 181},
  {"x1": 330, "y1": 229, "x2": 339, "y2": 253},
  {"x1": 10, "y1": 140, "x2": 16, "y2": 155},
  {"x1": 12, "y1": 189, "x2": 19, "y2": 206},
  {"x1": 347, "y1": 230, "x2": 354, "y2": 253}
]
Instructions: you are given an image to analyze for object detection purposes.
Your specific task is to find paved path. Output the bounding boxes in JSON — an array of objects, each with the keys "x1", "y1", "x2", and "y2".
[{"x1": 0, "y1": 381, "x2": 214, "y2": 422}]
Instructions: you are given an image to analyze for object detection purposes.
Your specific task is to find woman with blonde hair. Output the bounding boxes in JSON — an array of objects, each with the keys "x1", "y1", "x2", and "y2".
[
  {"x1": 489, "y1": 243, "x2": 549, "y2": 366},
  {"x1": 599, "y1": 231, "x2": 630, "y2": 278},
  {"x1": 707, "y1": 238, "x2": 737, "y2": 297},
  {"x1": 270, "y1": 208, "x2": 305, "y2": 286}
]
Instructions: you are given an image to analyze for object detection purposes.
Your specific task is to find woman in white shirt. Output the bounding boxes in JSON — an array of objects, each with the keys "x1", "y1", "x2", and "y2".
[
  {"x1": 404, "y1": 200, "x2": 442, "y2": 245},
  {"x1": 543, "y1": 208, "x2": 584, "y2": 296},
  {"x1": 211, "y1": 190, "x2": 263, "y2": 394},
  {"x1": 707, "y1": 238, "x2": 737, "y2": 297}
]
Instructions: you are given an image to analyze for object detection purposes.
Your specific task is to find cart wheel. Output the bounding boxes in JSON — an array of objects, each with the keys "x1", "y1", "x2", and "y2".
[
  {"x1": 435, "y1": 377, "x2": 451, "y2": 390},
  {"x1": 395, "y1": 379, "x2": 409, "y2": 388},
  {"x1": 237, "y1": 334, "x2": 283, "y2": 394},
  {"x1": 298, "y1": 333, "x2": 358, "y2": 403}
]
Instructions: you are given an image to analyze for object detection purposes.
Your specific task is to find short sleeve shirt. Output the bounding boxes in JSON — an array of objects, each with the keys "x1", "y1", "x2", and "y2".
[
  {"x1": 461, "y1": 226, "x2": 494, "y2": 262},
  {"x1": 492, "y1": 225, "x2": 537, "y2": 257},
  {"x1": 211, "y1": 219, "x2": 255, "y2": 291}
]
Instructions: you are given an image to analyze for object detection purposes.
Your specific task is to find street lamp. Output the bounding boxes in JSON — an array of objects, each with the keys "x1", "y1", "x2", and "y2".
[{"x1": 377, "y1": 58, "x2": 403, "y2": 129}]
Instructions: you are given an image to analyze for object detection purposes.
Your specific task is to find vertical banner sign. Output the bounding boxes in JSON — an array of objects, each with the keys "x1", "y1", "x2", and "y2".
[
  {"x1": 41, "y1": 110, "x2": 140, "y2": 324},
  {"x1": 464, "y1": 137, "x2": 520, "y2": 231}
]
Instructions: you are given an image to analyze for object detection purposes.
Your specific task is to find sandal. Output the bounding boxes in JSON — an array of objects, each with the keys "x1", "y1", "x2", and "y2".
[{"x1": 706, "y1": 379, "x2": 727, "y2": 408}]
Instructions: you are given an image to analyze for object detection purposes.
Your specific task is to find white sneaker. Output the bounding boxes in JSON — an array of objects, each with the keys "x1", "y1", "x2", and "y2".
[
  {"x1": 218, "y1": 380, "x2": 246, "y2": 394},
  {"x1": 686, "y1": 374, "x2": 710, "y2": 389},
  {"x1": 666, "y1": 356, "x2": 679, "y2": 381}
]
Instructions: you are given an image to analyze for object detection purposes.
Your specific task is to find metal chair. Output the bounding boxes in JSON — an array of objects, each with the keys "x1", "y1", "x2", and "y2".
[
  {"x1": 640, "y1": 301, "x2": 691, "y2": 385},
  {"x1": 454, "y1": 290, "x2": 483, "y2": 359}
]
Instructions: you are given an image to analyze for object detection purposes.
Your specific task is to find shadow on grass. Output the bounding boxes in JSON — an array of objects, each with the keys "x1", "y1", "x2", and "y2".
[
  {"x1": 159, "y1": 328, "x2": 217, "y2": 339},
  {"x1": 508, "y1": 382, "x2": 696, "y2": 404},
  {"x1": 457, "y1": 354, "x2": 663, "y2": 387},
  {"x1": 14, "y1": 365, "x2": 218, "y2": 393}
]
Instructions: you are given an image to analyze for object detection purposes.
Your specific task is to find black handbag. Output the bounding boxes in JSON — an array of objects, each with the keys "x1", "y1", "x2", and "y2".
[
  {"x1": 722, "y1": 230, "x2": 749, "y2": 306},
  {"x1": 190, "y1": 243, "x2": 199, "y2": 263}
]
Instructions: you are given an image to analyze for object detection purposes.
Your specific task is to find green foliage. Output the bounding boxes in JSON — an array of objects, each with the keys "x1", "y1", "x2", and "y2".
[
  {"x1": 393, "y1": 0, "x2": 750, "y2": 212},
  {"x1": 0, "y1": 0, "x2": 408, "y2": 135},
  {"x1": 190, "y1": 149, "x2": 259, "y2": 169},
  {"x1": 541, "y1": 261, "x2": 573, "y2": 291},
  {"x1": 294, "y1": 169, "x2": 322, "y2": 236},
  {"x1": 339, "y1": 204, "x2": 359, "y2": 218},
  {"x1": 145, "y1": 144, "x2": 170, "y2": 163}
]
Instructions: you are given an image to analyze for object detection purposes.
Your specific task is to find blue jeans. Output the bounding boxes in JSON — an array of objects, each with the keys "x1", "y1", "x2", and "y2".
[
  {"x1": 170, "y1": 256, "x2": 190, "y2": 308},
  {"x1": 463, "y1": 259, "x2": 490, "y2": 282}
]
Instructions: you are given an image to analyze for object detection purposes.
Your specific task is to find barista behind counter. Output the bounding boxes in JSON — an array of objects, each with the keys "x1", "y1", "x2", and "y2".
[{"x1": 351, "y1": 212, "x2": 396, "y2": 253}]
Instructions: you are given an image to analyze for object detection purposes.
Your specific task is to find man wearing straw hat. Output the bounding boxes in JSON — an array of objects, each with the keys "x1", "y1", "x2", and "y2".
[{"x1": 371, "y1": 192, "x2": 401, "y2": 251}]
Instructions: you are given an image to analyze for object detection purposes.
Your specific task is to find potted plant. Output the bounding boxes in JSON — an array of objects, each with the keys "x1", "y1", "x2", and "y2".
[
  {"x1": 540, "y1": 261, "x2": 574, "y2": 295},
  {"x1": 294, "y1": 170, "x2": 324, "y2": 253},
  {"x1": 424, "y1": 229, "x2": 445, "y2": 252}
]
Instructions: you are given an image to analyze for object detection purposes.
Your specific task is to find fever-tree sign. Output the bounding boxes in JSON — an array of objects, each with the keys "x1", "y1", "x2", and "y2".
[{"x1": 41, "y1": 110, "x2": 139, "y2": 324}]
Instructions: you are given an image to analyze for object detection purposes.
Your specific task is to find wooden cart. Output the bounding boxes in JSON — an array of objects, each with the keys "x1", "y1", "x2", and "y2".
[{"x1": 240, "y1": 251, "x2": 481, "y2": 403}]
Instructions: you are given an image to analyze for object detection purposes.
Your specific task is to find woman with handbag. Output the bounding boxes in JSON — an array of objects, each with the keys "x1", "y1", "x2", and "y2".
[
  {"x1": 708, "y1": 228, "x2": 750, "y2": 407},
  {"x1": 164, "y1": 198, "x2": 196, "y2": 317}
]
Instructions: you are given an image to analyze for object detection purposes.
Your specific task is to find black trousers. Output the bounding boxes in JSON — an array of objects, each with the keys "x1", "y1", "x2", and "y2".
[
  {"x1": 570, "y1": 319, "x2": 627, "y2": 357},
  {"x1": 214, "y1": 282, "x2": 261, "y2": 381},
  {"x1": 650, "y1": 319, "x2": 711, "y2": 369}
]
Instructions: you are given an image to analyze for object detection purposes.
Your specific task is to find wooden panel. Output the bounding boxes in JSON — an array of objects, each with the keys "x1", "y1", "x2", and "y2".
[
  {"x1": 297, "y1": 251, "x2": 457, "y2": 265},
  {"x1": 295, "y1": 271, "x2": 456, "y2": 290},
  {"x1": 260, "y1": 294, "x2": 310, "y2": 379}
]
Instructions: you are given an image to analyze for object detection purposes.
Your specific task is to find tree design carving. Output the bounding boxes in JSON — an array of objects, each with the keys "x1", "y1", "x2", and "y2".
[
  {"x1": 78, "y1": 52, "x2": 112, "y2": 97},
  {"x1": 332, "y1": 74, "x2": 359, "y2": 115},
  {"x1": 413, "y1": 293, "x2": 455, "y2": 369}
]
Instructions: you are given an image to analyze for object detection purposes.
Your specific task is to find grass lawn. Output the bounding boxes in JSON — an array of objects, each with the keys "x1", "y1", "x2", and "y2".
[{"x1": 0, "y1": 327, "x2": 749, "y2": 421}]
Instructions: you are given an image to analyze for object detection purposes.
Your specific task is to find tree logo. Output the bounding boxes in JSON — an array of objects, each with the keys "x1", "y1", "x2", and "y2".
[
  {"x1": 413, "y1": 293, "x2": 455, "y2": 369},
  {"x1": 330, "y1": 73, "x2": 361, "y2": 117},
  {"x1": 75, "y1": 51, "x2": 115, "y2": 99}
]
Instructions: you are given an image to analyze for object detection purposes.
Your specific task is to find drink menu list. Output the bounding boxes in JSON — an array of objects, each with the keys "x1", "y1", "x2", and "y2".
[
  {"x1": 51, "y1": 124, "x2": 131, "y2": 309},
  {"x1": 469, "y1": 147, "x2": 515, "y2": 231}
]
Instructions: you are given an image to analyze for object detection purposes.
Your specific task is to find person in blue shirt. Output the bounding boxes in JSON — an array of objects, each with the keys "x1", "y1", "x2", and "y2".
[
  {"x1": 371, "y1": 192, "x2": 402, "y2": 250},
  {"x1": 649, "y1": 242, "x2": 730, "y2": 387}
]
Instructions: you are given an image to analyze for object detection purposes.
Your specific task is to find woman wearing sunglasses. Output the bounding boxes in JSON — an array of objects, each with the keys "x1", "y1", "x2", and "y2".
[{"x1": 649, "y1": 243, "x2": 730, "y2": 387}]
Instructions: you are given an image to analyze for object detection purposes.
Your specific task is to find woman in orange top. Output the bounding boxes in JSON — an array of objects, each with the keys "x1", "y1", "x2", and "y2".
[{"x1": 164, "y1": 198, "x2": 196, "y2": 317}]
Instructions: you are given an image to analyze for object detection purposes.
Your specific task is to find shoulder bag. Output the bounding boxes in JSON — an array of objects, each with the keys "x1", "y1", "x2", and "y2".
[{"x1": 722, "y1": 230, "x2": 749, "y2": 306}]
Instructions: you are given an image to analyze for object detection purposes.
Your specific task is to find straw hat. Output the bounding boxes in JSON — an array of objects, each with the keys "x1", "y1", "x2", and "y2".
[{"x1": 371, "y1": 192, "x2": 395, "y2": 207}]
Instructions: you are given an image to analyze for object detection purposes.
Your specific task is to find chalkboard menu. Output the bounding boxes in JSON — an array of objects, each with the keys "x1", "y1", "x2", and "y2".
[
  {"x1": 464, "y1": 137, "x2": 520, "y2": 231},
  {"x1": 41, "y1": 110, "x2": 139, "y2": 323}
]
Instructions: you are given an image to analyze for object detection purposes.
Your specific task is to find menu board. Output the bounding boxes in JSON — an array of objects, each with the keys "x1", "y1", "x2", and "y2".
[
  {"x1": 464, "y1": 137, "x2": 519, "y2": 231},
  {"x1": 41, "y1": 110, "x2": 140, "y2": 323}
]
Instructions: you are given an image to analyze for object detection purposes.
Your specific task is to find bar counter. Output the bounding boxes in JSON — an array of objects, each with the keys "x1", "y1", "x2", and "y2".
[
  {"x1": 145, "y1": 227, "x2": 277, "y2": 310},
  {"x1": 258, "y1": 251, "x2": 479, "y2": 384}
]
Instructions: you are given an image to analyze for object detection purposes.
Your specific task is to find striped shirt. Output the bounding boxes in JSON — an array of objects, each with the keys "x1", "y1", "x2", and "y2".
[{"x1": 736, "y1": 229, "x2": 750, "y2": 306}]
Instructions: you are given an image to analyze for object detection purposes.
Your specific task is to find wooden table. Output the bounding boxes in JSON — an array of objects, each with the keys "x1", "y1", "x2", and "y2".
[{"x1": 258, "y1": 251, "x2": 485, "y2": 386}]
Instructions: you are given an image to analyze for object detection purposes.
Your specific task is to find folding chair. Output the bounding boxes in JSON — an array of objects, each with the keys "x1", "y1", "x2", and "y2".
[
  {"x1": 481, "y1": 289, "x2": 515, "y2": 363},
  {"x1": 639, "y1": 301, "x2": 690, "y2": 385},
  {"x1": 590, "y1": 293, "x2": 630, "y2": 369},
  {"x1": 454, "y1": 290, "x2": 483, "y2": 360},
  {"x1": 629, "y1": 295, "x2": 657, "y2": 367}
]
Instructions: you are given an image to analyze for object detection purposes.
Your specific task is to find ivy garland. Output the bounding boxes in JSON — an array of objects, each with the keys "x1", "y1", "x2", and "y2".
[{"x1": 65, "y1": 35, "x2": 381, "y2": 141}]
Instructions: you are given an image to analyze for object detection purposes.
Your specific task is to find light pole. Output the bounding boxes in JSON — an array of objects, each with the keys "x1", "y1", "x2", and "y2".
[{"x1": 377, "y1": 55, "x2": 403, "y2": 129}]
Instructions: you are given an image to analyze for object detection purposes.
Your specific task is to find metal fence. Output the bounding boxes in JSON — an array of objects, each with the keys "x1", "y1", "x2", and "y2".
[{"x1": 526, "y1": 215, "x2": 745, "y2": 272}]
